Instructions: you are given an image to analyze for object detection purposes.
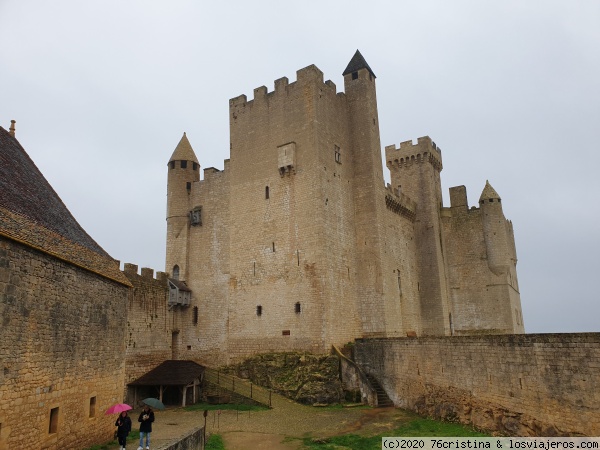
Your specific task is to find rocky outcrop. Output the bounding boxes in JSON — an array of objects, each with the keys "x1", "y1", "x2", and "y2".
[{"x1": 223, "y1": 352, "x2": 344, "y2": 405}]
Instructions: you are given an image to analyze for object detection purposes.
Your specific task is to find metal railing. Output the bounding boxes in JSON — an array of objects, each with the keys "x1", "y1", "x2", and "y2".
[{"x1": 203, "y1": 367, "x2": 272, "y2": 408}]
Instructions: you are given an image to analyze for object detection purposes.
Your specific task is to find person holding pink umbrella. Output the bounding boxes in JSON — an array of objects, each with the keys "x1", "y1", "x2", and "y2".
[{"x1": 115, "y1": 410, "x2": 132, "y2": 450}]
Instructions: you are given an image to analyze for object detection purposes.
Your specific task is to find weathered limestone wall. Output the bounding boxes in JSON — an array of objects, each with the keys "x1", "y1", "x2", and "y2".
[
  {"x1": 226, "y1": 65, "x2": 362, "y2": 359},
  {"x1": 354, "y1": 334, "x2": 600, "y2": 436},
  {"x1": 122, "y1": 264, "x2": 172, "y2": 394},
  {"x1": 442, "y1": 196, "x2": 523, "y2": 335},
  {"x1": 0, "y1": 237, "x2": 129, "y2": 450},
  {"x1": 184, "y1": 165, "x2": 231, "y2": 367}
]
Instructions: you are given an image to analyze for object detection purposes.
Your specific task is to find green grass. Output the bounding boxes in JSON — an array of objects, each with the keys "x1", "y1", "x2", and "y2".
[
  {"x1": 184, "y1": 402, "x2": 268, "y2": 412},
  {"x1": 302, "y1": 417, "x2": 488, "y2": 450},
  {"x1": 206, "y1": 433, "x2": 226, "y2": 450}
]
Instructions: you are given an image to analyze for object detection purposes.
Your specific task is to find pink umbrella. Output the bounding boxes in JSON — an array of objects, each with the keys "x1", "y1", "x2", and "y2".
[{"x1": 105, "y1": 403, "x2": 132, "y2": 415}]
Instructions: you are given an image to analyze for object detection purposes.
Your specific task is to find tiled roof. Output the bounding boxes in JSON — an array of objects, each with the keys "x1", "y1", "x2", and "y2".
[
  {"x1": 0, "y1": 126, "x2": 131, "y2": 286},
  {"x1": 168, "y1": 278, "x2": 191, "y2": 292},
  {"x1": 342, "y1": 49, "x2": 376, "y2": 78},
  {"x1": 128, "y1": 360, "x2": 205, "y2": 386}
]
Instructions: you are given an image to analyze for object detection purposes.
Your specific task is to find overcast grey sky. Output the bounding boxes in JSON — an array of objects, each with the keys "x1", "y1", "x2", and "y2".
[{"x1": 2, "y1": 1, "x2": 599, "y2": 333}]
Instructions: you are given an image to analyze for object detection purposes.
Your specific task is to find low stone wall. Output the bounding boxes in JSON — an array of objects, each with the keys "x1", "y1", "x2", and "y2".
[
  {"x1": 354, "y1": 334, "x2": 600, "y2": 436},
  {"x1": 160, "y1": 426, "x2": 205, "y2": 450}
]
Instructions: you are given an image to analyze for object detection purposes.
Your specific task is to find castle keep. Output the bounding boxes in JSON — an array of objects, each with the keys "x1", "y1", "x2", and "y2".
[{"x1": 165, "y1": 51, "x2": 524, "y2": 365}]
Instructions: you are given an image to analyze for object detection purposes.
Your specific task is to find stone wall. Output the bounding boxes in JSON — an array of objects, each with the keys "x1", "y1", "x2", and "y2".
[
  {"x1": 0, "y1": 237, "x2": 130, "y2": 450},
  {"x1": 165, "y1": 426, "x2": 205, "y2": 450},
  {"x1": 354, "y1": 334, "x2": 600, "y2": 436},
  {"x1": 122, "y1": 264, "x2": 172, "y2": 401}
]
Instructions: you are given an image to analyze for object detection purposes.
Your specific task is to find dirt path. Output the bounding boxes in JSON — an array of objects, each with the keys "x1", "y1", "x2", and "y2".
[
  {"x1": 221, "y1": 432, "x2": 302, "y2": 450},
  {"x1": 107, "y1": 394, "x2": 411, "y2": 449}
]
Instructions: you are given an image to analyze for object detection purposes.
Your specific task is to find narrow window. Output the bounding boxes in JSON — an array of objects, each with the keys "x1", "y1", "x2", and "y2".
[
  {"x1": 186, "y1": 182, "x2": 191, "y2": 191},
  {"x1": 49, "y1": 407, "x2": 59, "y2": 434},
  {"x1": 173, "y1": 265, "x2": 180, "y2": 280},
  {"x1": 352, "y1": 71, "x2": 358, "y2": 80},
  {"x1": 265, "y1": 186, "x2": 270, "y2": 199},
  {"x1": 180, "y1": 160, "x2": 188, "y2": 169},
  {"x1": 449, "y1": 313, "x2": 454, "y2": 336},
  {"x1": 89, "y1": 397, "x2": 96, "y2": 418},
  {"x1": 193, "y1": 306, "x2": 198, "y2": 325},
  {"x1": 256, "y1": 305, "x2": 262, "y2": 316},
  {"x1": 193, "y1": 162, "x2": 198, "y2": 171},
  {"x1": 272, "y1": 242, "x2": 275, "y2": 252},
  {"x1": 253, "y1": 261, "x2": 256, "y2": 276},
  {"x1": 397, "y1": 270, "x2": 402, "y2": 296},
  {"x1": 334, "y1": 145, "x2": 341, "y2": 164},
  {"x1": 295, "y1": 302, "x2": 301, "y2": 314}
]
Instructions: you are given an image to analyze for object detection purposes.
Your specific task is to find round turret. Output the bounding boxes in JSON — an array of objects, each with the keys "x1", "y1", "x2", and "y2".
[
  {"x1": 166, "y1": 133, "x2": 200, "y2": 280},
  {"x1": 167, "y1": 132, "x2": 200, "y2": 220},
  {"x1": 480, "y1": 180, "x2": 510, "y2": 275}
]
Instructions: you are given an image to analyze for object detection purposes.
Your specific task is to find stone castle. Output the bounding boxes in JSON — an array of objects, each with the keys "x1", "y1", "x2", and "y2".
[
  {"x1": 8, "y1": 51, "x2": 598, "y2": 449},
  {"x1": 165, "y1": 50, "x2": 523, "y2": 365}
]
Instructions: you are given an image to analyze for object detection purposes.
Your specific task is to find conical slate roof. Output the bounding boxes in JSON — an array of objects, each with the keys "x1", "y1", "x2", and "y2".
[
  {"x1": 342, "y1": 49, "x2": 376, "y2": 78},
  {"x1": 479, "y1": 180, "x2": 501, "y2": 201},
  {"x1": 169, "y1": 132, "x2": 199, "y2": 164},
  {"x1": 0, "y1": 125, "x2": 130, "y2": 286}
]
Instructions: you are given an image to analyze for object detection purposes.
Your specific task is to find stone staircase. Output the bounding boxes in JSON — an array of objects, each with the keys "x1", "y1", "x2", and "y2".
[{"x1": 365, "y1": 373, "x2": 394, "y2": 407}]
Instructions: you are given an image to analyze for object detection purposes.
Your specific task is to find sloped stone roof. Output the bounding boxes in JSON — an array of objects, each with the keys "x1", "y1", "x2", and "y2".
[
  {"x1": 0, "y1": 126, "x2": 130, "y2": 286},
  {"x1": 168, "y1": 132, "x2": 199, "y2": 164},
  {"x1": 479, "y1": 180, "x2": 501, "y2": 201},
  {"x1": 342, "y1": 49, "x2": 376, "y2": 78},
  {"x1": 128, "y1": 360, "x2": 204, "y2": 386}
]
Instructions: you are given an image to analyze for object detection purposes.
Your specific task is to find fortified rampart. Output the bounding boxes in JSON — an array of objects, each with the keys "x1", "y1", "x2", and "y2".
[
  {"x1": 354, "y1": 334, "x2": 600, "y2": 436},
  {"x1": 121, "y1": 263, "x2": 172, "y2": 396}
]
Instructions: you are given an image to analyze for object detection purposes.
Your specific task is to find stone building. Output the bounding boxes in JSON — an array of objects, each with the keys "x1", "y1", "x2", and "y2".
[
  {"x1": 165, "y1": 50, "x2": 524, "y2": 366},
  {"x1": 0, "y1": 124, "x2": 131, "y2": 449}
]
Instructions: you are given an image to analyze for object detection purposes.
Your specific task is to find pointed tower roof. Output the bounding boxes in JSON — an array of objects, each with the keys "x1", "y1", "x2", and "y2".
[
  {"x1": 169, "y1": 132, "x2": 199, "y2": 164},
  {"x1": 479, "y1": 180, "x2": 501, "y2": 202},
  {"x1": 342, "y1": 49, "x2": 376, "y2": 78},
  {"x1": 0, "y1": 126, "x2": 130, "y2": 286}
]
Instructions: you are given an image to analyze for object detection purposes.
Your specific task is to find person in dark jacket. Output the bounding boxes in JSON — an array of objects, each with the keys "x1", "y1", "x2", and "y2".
[
  {"x1": 115, "y1": 411, "x2": 132, "y2": 450},
  {"x1": 137, "y1": 405, "x2": 155, "y2": 450}
]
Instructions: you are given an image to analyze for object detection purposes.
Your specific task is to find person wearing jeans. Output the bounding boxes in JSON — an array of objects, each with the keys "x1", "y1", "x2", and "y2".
[{"x1": 137, "y1": 406, "x2": 154, "y2": 450}]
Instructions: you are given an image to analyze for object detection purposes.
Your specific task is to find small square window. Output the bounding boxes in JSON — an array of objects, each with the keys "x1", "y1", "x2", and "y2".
[
  {"x1": 352, "y1": 72, "x2": 358, "y2": 80},
  {"x1": 181, "y1": 160, "x2": 188, "y2": 169}
]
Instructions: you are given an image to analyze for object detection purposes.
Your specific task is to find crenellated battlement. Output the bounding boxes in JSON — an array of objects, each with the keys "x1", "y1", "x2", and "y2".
[
  {"x1": 122, "y1": 263, "x2": 168, "y2": 283},
  {"x1": 385, "y1": 136, "x2": 443, "y2": 172},
  {"x1": 384, "y1": 184, "x2": 417, "y2": 221},
  {"x1": 228, "y1": 64, "x2": 343, "y2": 113}
]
